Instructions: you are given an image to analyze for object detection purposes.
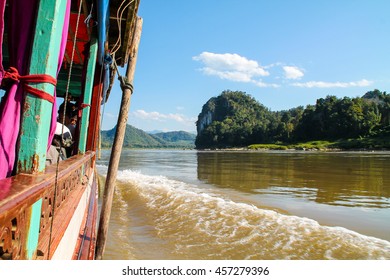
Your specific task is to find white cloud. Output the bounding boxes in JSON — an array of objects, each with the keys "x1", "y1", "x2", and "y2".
[
  {"x1": 193, "y1": 52, "x2": 270, "y2": 85},
  {"x1": 264, "y1": 62, "x2": 283, "y2": 69},
  {"x1": 131, "y1": 109, "x2": 196, "y2": 125},
  {"x1": 193, "y1": 52, "x2": 372, "y2": 90},
  {"x1": 253, "y1": 80, "x2": 280, "y2": 88},
  {"x1": 104, "y1": 112, "x2": 118, "y2": 118},
  {"x1": 292, "y1": 79, "x2": 373, "y2": 88},
  {"x1": 283, "y1": 66, "x2": 304, "y2": 80}
]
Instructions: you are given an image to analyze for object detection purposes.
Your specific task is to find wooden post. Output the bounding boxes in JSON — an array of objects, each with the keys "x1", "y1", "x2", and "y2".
[
  {"x1": 79, "y1": 37, "x2": 98, "y2": 154},
  {"x1": 17, "y1": 0, "x2": 67, "y2": 174},
  {"x1": 95, "y1": 17, "x2": 143, "y2": 260},
  {"x1": 86, "y1": 65, "x2": 104, "y2": 153}
]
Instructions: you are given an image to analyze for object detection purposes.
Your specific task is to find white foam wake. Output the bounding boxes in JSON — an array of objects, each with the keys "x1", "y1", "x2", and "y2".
[{"x1": 111, "y1": 168, "x2": 390, "y2": 260}]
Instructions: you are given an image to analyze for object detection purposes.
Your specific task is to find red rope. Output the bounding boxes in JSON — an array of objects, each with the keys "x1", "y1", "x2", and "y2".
[
  {"x1": 1, "y1": 67, "x2": 57, "y2": 103},
  {"x1": 80, "y1": 103, "x2": 90, "y2": 109}
]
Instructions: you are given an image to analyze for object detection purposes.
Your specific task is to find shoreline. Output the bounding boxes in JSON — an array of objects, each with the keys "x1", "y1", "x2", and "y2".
[
  {"x1": 198, "y1": 147, "x2": 390, "y2": 153},
  {"x1": 98, "y1": 146, "x2": 390, "y2": 152}
]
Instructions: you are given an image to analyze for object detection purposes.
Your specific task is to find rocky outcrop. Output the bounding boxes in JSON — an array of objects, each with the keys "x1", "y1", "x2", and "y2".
[
  {"x1": 197, "y1": 109, "x2": 214, "y2": 134},
  {"x1": 195, "y1": 90, "x2": 272, "y2": 149}
]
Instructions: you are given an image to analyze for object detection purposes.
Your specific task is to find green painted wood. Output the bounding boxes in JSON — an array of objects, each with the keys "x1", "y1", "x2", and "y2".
[
  {"x1": 17, "y1": 0, "x2": 67, "y2": 174},
  {"x1": 26, "y1": 199, "x2": 43, "y2": 259},
  {"x1": 57, "y1": 66, "x2": 83, "y2": 98},
  {"x1": 78, "y1": 38, "x2": 98, "y2": 154}
]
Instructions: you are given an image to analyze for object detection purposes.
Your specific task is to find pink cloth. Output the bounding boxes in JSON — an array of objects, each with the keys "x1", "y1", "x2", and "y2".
[
  {"x1": 0, "y1": 0, "x2": 5, "y2": 81},
  {"x1": 0, "y1": 0, "x2": 70, "y2": 179}
]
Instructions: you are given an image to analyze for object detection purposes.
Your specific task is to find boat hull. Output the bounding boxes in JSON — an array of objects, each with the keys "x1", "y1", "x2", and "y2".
[{"x1": 0, "y1": 152, "x2": 98, "y2": 260}]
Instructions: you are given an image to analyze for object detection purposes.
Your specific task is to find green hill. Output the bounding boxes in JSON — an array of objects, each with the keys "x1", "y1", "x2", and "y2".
[
  {"x1": 152, "y1": 131, "x2": 196, "y2": 143},
  {"x1": 100, "y1": 124, "x2": 195, "y2": 148},
  {"x1": 196, "y1": 90, "x2": 273, "y2": 148}
]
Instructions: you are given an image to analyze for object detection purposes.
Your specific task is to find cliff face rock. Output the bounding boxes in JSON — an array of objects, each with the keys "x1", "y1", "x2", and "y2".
[
  {"x1": 196, "y1": 91, "x2": 235, "y2": 135},
  {"x1": 198, "y1": 110, "x2": 213, "y2": 134},
  {"x1": 195, "y1": 90, "x2": 272, "y2": 149},
  {"x1": 196, "y1": 93, "x2": 228, "y2": 134}
]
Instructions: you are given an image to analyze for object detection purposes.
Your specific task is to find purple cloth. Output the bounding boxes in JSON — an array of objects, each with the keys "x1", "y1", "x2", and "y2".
[{"x1": 0, "y1": 0, "x2": 70, "y2": 179}]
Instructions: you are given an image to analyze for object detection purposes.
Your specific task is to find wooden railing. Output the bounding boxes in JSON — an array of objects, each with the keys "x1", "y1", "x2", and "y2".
[{"x1": 0, "y1": 152, "x2": 95, "y2": 260}]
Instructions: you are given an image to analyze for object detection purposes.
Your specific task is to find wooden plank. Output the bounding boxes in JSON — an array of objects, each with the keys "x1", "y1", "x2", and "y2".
[
  {"x1": 79, "y1": 38, "x2": 98, "y2": 153},
  {"x1": 17, "y1": 0, "x2": 68, "y2": 174},
  {"x1": 36, "y1": 174, "x2": 88, "y2": 259},
  {"x1": 0, "y1": 152, "x2": 95, "y2": 213},
  {"x1": 72, "y1": 172, "x2": 98, "y2": 260}
]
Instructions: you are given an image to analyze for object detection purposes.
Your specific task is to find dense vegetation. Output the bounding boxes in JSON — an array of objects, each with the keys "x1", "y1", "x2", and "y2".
[
  {"x1": 195, "y1": 89, "x2": 390, "y2": 149},
  {"x1": 101, "y1": 124, "x2": 196, "y2": 148}
]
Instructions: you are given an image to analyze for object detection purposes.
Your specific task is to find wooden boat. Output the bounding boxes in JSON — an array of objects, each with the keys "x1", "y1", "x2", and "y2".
[{"x1": 0, "y1": 0, "x2": 141, "y2": 260}]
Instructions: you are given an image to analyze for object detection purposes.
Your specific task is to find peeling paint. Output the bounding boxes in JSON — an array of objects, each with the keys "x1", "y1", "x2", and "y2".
[
  {"x1": 23, "y1": 101, "x2": 31, "y2": 116},
  {"x1": 17, "y1": 160, "x2": 23, "y2": 173},
  {"x1": 31, "y1": 154, "x2": 39, "y2": 174},
  {"x1": 21, "y1": 159, "x2": 27, "y2": 173},
  {"x1": 35, "y1": 115, "x2": 41, "y2": 124}
]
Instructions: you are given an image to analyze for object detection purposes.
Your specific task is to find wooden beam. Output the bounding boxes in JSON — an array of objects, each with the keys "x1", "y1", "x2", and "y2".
[
  {"x1": 17, "y1": 0, "x2": 68, "y2": 174},
  {"x1": 67, "y1": 23, "x2": 84, "y2": 64},
  {"x1": 79, "y1": 38, "x2": 98, "y2": 153},
  {"x1": 86, "y1": 65, "x2": 104, "y2": 152},
  {"x1": 95, "y1": 16, "x2": 143, "y2": 260},
  {"x1": 121, "y1": 0, "x2": 141, "y2": 67}
]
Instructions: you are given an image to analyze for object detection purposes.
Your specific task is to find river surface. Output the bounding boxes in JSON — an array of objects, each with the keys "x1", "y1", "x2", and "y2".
[{"x1": 96, "y1": 149, "x2": 390, "y2": 260}]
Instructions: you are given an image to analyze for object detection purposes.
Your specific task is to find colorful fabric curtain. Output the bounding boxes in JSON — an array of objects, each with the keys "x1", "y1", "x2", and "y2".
[
  {"x1": 0, "y1": 0, "x2": 5, "y2": 82},
  {"x1": 0, "y1": 0, "x2": 70, "y2": 179}
]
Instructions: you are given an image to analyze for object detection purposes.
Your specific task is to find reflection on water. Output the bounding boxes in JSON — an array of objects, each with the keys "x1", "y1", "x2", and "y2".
[{"x1": 197, "y1": 151, "x2": 390, "y2": 208}]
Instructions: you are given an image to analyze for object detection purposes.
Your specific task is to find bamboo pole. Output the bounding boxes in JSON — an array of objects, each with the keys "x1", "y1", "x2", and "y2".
[{"x1": 95, "y1": 17, "x2": 143, "y2": 260}]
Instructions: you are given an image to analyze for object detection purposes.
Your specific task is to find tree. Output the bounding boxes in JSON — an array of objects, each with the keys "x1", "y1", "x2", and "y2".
[{"x1": 196, "y1": 89, "x2": 389, "y2": 149}]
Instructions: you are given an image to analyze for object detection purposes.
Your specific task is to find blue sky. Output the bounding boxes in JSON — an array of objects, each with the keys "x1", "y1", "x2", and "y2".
[{"x1": 102, "y1": 0, "x2": 390, "y2": 133}]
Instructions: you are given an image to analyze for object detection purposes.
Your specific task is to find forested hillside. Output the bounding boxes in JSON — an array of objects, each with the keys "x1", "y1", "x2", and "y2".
[
  {"x1": 101, "y1": 124, "x2": 195, "y2": 148},
  {"x1": 195, "y1": 89, "x2": 390, "y2": 149}
]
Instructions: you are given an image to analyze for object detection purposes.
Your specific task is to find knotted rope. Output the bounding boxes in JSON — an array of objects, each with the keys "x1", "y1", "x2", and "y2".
[{"x1": 1, "y1": 67, "x2": 57, "y2": 103}]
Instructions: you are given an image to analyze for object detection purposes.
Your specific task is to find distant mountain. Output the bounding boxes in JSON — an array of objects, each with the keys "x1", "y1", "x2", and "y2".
[
  {"x1": 154, "y1": 131, "x2": 196, "y2": 142},
  {"x1": 147, "y1": 130, "x2": 164, "y2": 134},
  {"x1": 100, "y1": 124, "x2": 196, "y2": 148}
]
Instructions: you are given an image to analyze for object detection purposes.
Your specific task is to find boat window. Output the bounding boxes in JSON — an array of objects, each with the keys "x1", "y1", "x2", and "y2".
[{"x1": 57, "y1": 96, "x2": 80, "y2": 157}]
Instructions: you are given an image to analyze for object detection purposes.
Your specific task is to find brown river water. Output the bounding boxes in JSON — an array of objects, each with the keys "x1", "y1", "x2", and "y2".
[{"x1": 96, "y1": 150, "x2": 390, "y2": 260}]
